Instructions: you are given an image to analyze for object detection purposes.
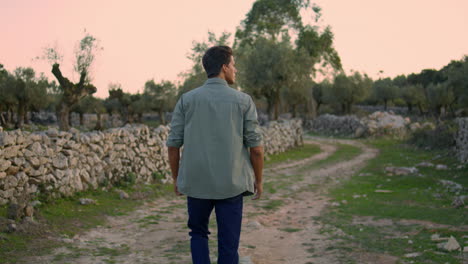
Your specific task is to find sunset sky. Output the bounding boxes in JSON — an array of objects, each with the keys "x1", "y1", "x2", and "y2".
[{"x1": 1, "y1": 0, "x2": 467, "y2": 98}]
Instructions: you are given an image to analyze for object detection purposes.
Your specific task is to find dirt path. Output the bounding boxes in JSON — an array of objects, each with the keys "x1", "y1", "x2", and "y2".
[{"x1": 30, "y1": 137, "x2": 379, "y2": 264}]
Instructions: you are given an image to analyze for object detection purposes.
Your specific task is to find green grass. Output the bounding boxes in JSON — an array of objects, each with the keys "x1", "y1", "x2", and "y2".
[
  {"x1": 259, "y1": 199, "x2": 284, "y2": 210},
  {"x1": 0, "y1": 181, "x2": 174, "y2": 264},
  {"x1": 279, "y1": 227, "x2": 302, "y2": 233},
  {"x1": 265, "y1": 143, "x2": 321, "y2": 166},
  {"x1": 300, "y1": 143, "x2": 362, "y2": 172},
  {"x1": 319, "y1": 138, "x2": 468, "y2": 263}
]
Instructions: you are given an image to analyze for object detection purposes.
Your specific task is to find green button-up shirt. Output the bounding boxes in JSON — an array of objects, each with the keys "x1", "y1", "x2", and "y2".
[{"x1": 166, "y1": 78, "x2": 263, "y2": 199}]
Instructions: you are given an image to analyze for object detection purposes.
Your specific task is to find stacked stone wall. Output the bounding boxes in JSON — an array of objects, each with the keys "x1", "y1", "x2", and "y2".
[
  {"x1": 0, "y1": 119, "x2": 303, "y2": 205},
  {"x1": 455, "y1": 118, "x2": 468, "y2": 163}
]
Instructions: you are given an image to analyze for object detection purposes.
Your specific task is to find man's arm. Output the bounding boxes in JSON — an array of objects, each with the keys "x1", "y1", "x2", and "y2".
[
  {"x1": 250, "y1": 146, "x2": 264, "y2": 200},
  {"x1": 166, "y1": 96, "x2": 185, "y2": 196},
  {"x1": 168, "y1": 146, "x2": 182, "y2": 196},
  {"x1": 243, "y1": 96, "x2": 264, "y2": 200}
]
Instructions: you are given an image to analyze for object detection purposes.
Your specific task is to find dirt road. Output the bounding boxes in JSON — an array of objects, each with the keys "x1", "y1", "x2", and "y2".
[{"x1": 30, "y1": 137, "x2": 379, "y2": 264}]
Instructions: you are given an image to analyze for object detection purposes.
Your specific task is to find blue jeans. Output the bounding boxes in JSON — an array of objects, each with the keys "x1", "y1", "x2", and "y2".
[{"x1": 187, "y1": 194, "x2": 244, "y2": 264}]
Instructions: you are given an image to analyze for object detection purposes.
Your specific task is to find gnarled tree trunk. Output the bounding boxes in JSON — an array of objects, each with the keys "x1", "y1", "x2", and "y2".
[{"x1": 51, "y1": 64, "x2": 96, "y2": 131}]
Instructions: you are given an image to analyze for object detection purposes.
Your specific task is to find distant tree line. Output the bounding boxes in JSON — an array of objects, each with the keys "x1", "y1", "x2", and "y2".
[
  {"x1": 1, "y1": 0, "x2": 467, "y2": 132},
  {"x1": 311, "y1": 56, "x2": 468, "y2": 117}
]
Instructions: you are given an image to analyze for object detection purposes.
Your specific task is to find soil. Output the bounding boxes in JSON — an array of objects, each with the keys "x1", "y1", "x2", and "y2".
[{"x1": 25, "y1": 136, "x2": 392, "y2": 264}]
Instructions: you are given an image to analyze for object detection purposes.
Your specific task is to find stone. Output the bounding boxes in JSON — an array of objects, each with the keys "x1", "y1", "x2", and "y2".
[
  {"x1": 6, "y1": 222, "x2": 17, "y2": 233},
  {"x1": 55, "y1": 139, "x2": 67, "y2": 146},
  {"x1": 24, "y1": 205, "x2": 34, "y2": 217},
  {"x1": 385, "y1": 166, "x2": 418, "y2": 175},
  {"x1": 239, "y1": 256, "x2": 254, "y2": 264},
  {"x1": 452, "y1": 196, "x2": 467, "y2": 208},
  {"x1": 0, "y1": 172, "x2": 6, "y2": 180},
  {"x1": 28, "y1": 142, "x2": 44, "y2": 156},
  {"x1": 444, "y1": 236, "x2": 461, "y2": 251},
  {"x1": 79, "y1": 198, "x2": 96, "y2": 205},
  {"x1": 30, "y1": 200, "x2": 42, "y2": 207},
  {"x1": 375, "y1": 190, "x2": 393, "y2": 193},
  {"x1": 439, "y1": 180, "x2": 463, "y2": 193},
  {"x1": 246, "y1": 221, "x2": 262, "y2": 229},
  {"x1": 0, "y1": 159, "x2": 11, "y2": 172},
  {"x1": 431, "y1": 234, "x2": 449, "y2": 241},
  {"x1": 46, "y1": 128, "x2": 59, "y2": 137},
  {"x1": 28, "y1": 133, "x2": 43, "y2": 142},
  {"x1": 404, "y1": 252, "x2": 421, "y2": 258},
  {"x1": 28, "y1": 157, "x2": 41, "y2": 168},
  {"x1": 52, "y1": 153, "x2": 68, "y2": 169},
  {"x1": 4, "y1": 175, "x2": 18, "y2": 189},
  {"x1": 3, "y1": 146, "x2": 20, "y2": 159},
  {"x1": 118, "y1": 190, "x2": 129, "y2": 200},
  {"x1": 2, "y1": 133, "x2": 17, "y2": 146},
  {"x1": 436, "y1": 164, "x2": 448, "y2": 170},
  {"x1": 416, "y1": 162, "x2": 434, "y2": 167}
]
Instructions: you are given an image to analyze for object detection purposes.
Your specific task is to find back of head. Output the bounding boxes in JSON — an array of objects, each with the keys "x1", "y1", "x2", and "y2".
[{"x1": 202, "y1": 46, "x2": 233, "y2": 78}]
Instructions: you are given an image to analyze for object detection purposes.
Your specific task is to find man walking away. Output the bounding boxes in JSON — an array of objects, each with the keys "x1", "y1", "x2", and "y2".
[{"x1": 166, "y1": 45, "x2": 264, "y2": 264}]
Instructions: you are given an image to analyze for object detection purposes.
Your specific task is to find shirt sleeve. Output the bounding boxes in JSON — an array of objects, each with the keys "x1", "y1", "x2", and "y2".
[
  {"x1": 166, "y1": 96, "x2": 185, "y2": 148},
  {"x1": 243, "y1": 96, "x2": 263, "y2": 148}
]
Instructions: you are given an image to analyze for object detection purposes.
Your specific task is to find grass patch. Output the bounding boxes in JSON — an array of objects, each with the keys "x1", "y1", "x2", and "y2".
[
  {"x1": 279, "y1": 227, "x2": 302, "y2": 233},
  {"x1": 265, "y1": 143, "x2": 321, "y2": 167},
  {"x1": 319, "y1": 138, "x2": 467, "y2": 263},
  {"x1": 300, "y1": 143, "x2": 362, "y2": 172},
  {"x1": 259, "y1": 199, "x2": 284, "y2": 210},
  {"x1": 0, "y1": 181, "x2": 174, "y2": 263}
]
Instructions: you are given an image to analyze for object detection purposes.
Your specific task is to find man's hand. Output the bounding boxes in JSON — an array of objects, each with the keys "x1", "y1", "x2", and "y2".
[
  {"x1": 249, "y1": 146, "x2": 264, "y2": 200},
  {"x1": 174, "y1": 182, "x2": 183, "y2": 196},
  {"x1": 168, "y1": 146, "x2": 182, "y2": 196},
  {"x1": 252, "y1": 181, "x2": 263, "y2": 200}
]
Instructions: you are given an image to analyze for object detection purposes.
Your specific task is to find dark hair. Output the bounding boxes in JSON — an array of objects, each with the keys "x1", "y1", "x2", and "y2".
[{"x1": 202, "y1": 46, "x2": 233, "y2": 78}]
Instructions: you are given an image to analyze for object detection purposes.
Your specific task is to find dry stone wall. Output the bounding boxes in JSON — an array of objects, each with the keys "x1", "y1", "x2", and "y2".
[
  {"x1": 0, "y1": 120, "x2": 303, "y2": 205},
  {"x1": 306, "y1": 112, "x2": 417, "y2": 138},
  {"x1": 455, "y1": 118, "x2": 468, "y2": 163}
]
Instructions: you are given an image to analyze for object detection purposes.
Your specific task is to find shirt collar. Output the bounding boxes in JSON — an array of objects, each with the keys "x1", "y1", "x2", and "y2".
[{"x1": 204, "y1": 77, "x2": 229, "y2": 86}]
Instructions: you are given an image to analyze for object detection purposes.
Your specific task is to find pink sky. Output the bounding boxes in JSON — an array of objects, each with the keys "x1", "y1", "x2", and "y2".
[{"x1": 1, "y1": 0, "x2": 467, "y2": 98}]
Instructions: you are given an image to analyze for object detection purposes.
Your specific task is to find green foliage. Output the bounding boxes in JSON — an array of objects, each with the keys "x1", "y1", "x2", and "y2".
[
  {"x1": 143, "y1": 79, "x2": 176, "y2": 124},
  {"x1": 0, "y1": 66, "x2": 54, "y2": 128},
  {"x1": 178, "y1": 31, "x2": 231, "y2": 97},
  {"x1": 73, "y1": 31, "x2": 103, "y2": 82},
  {"x1": 372, "y1": 77, "x2": 398, "y2": 110},
  {"x1": 442, "y1": 56, "x2": 468, "y2": 109},
  {"x1": 107, "y1": 84, "x2": 146, "y2": 124},
  {"x1": 427, "y1": 82, "x2": 454, "y2": 114},
  {"x1": 239, "y1": 37, "x2": 313, "y2": 119},
  {"x1": 328, "y1": 72, "x2": 372, "y2": 114},
  {"x1": 399, "y1": 84, "x2": 425, "y2": 113},
  {"x1": 297, "y1": 25, "x2": 342, "y2": 71},
  {"x1": 151, "y1": 172, "x2": 164, "y2": 182},
  {"x1": 121, "y1": 172, "x2": 136, "y2": 186},
  {"x1": 235, "y1": 0, "x2": 341, "y2": 119},
  {"x1": 311, "y1": 80, "x2": 329, "y2": 108},
  {"x1": 235, "y1": 0, "x2": 307, "y2": 43}
]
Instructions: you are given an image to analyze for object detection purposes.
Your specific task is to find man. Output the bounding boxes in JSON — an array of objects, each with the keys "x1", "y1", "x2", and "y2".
[{"x1": 166, "y1": 45, "x2": 264, "y2": 264}]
